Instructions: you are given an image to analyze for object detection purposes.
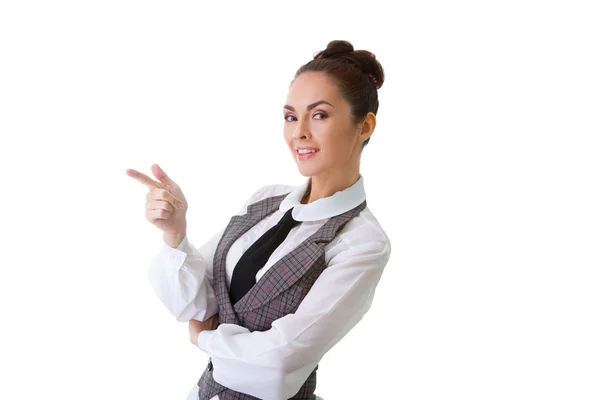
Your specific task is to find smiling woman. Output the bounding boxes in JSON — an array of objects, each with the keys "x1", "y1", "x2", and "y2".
[
  {"x1": 128, "y1": 40, "x2": 390, "y2": 400},
  {"x1": 282, "y1": 41, "x2": 384, "y2": 205}
]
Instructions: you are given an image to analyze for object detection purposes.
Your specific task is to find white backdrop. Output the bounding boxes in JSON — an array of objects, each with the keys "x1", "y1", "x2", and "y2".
[{"x1": 1, "y1": 1, "x2": 599, "y2": 399}]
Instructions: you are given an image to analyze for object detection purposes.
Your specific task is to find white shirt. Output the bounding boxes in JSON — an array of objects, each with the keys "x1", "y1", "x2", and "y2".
[{"x1": 148, "y1": 175, "x2": 392, "y2": 400}]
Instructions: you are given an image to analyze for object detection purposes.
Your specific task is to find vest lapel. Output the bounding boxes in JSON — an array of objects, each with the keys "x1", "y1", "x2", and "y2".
[
  {"x1": 213, "y1": 194, "x2": 288, "y2": 323},
  {"x1": 233, "y1": 200, "x2": 367, "y2": 314}
]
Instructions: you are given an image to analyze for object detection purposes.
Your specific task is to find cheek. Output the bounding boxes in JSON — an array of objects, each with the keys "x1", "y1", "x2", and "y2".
[
  {"x1": 327, "y1": 130, "x2": 355, "y2": 157},
  {"x1": 283, "y1": 125, "x2": 293, "y2": 142},
  {"x1": 323, "y1": 128, "x2": 347, "y2": 147}
]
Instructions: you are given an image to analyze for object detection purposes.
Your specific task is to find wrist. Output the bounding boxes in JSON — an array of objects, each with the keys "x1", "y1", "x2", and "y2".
[{"x1": 163, "y1": 231, "x2": 186, "y2": 248}]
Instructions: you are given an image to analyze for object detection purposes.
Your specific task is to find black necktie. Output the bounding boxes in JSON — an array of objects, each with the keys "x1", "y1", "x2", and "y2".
[{"x1": 229, "y1": 207, "x2": 301, "y2": 305}]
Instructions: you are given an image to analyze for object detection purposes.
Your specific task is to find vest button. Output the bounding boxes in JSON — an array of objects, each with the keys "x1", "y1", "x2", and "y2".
[{"x1": 207, "y1": 359, "x2": 213, "y2": 371}]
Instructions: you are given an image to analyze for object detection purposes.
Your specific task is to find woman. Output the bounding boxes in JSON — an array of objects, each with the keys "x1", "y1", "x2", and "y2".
[{"x1": 126, "y1": 40, "x2": 391, "y2": 400}]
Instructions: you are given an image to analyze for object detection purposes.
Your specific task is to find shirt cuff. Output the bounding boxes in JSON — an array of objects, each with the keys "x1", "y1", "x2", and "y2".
[
  {"x1": 176, "y1": 234, "x2": 192, "y2": 252},
  {"x1": 197, "y1": 329, "x2": 216, "y2": 353},
  {"x1": 157, "y1": 235, "x2": 191, "y2": 268},
  {"x1": 155, "y1": 241, "x2": 187, "y2": 270}
]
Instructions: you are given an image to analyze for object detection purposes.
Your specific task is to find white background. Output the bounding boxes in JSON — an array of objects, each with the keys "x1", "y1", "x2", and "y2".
[{"x1": 1, "y1": 1, "x2": 599, "y2": 399}]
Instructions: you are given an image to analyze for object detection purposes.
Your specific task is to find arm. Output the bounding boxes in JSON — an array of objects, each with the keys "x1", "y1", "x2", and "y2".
[
  {"x1": 147, "y1": 185, "x2": 273, "y2": 322},
  {"x1": 196, "y1": 239, "x2": 392, "y2": 400},
  {"x1": 148, "y1": 228, "x2": 223, "y2": 322}
]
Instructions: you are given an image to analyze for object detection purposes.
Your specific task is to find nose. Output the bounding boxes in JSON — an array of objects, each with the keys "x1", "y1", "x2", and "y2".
[{"x1": 292, "y1": 123, "x2": 311, "y2": 140}]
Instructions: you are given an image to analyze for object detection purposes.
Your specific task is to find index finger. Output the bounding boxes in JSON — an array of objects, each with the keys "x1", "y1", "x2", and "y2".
[{"x1": 125, "y1": 168, "x2": 164, "y2": 190}]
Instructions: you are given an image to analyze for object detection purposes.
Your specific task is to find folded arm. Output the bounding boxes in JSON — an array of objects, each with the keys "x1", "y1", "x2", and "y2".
[{"x1": 196, "y1": 239, "x2": 391, "y2": 400}]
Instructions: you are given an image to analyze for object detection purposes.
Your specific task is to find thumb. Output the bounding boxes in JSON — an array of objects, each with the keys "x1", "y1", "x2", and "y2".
[{"x1": 151, "y1": 163, "x2": 178, "y2": 191}]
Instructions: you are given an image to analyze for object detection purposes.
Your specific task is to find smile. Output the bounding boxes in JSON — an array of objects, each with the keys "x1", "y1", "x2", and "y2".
[{"x1": 296, "y1": 148, "x2": 319, "y2": 160}]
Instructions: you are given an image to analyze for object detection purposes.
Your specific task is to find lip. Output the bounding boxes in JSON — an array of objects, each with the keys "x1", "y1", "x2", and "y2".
[{"x1": 295, "y1": 148, "x2": 319, "y2": 161}]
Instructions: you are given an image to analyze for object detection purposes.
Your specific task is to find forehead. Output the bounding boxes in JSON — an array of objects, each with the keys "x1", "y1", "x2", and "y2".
[{"x1": 286, "y1": 72, "x2": 342, "y2": 105}]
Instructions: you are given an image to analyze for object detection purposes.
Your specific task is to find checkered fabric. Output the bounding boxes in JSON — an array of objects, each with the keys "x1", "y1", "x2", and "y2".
[{"x1": 197, "y1": 193, "x2": 367, "y2": 400}]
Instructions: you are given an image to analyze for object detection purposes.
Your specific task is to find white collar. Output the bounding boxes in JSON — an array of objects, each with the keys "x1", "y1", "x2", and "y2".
[{"x1": 278, "y1": 175, "x2": 367, "y2": 221}]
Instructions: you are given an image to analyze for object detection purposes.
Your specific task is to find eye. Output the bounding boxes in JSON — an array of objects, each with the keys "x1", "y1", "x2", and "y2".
[{"x1": 284, "y1": 112, "x2": 328, "y2": 122}]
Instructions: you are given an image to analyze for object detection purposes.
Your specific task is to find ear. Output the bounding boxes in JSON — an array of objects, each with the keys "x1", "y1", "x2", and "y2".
[{"x1": 357, "y1": 112, "x2": 376, "y2": 144}]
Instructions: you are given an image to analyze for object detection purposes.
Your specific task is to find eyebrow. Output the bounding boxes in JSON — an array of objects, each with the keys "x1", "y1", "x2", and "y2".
[{"x1": 283, "y1": 100, "x2": 334, "y2": 112}]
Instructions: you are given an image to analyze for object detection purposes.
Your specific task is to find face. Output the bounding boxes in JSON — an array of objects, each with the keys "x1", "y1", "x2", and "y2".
[{"x1": 283, "y1": 72, "x2": 365, "y2": 179}]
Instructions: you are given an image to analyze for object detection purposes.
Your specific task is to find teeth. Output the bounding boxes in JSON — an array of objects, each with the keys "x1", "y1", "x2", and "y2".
[{"x1": 298, "y1": 149, "x2": 317, "y2": 155}]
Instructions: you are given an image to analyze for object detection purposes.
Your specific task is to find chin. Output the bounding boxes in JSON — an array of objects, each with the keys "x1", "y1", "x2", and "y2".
[
  {"x1": 298, "y1": 171, "x2": 313, "y2": 178},
  {"x1": 296, "y1": 165, "x2": 318, "y2": 177}
]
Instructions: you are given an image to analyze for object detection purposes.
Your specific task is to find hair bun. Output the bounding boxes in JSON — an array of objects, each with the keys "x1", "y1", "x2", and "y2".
[
  {"x1": 313, "y1": 40, "x2": 384, "y2": 90},
  {"x1": 314, "y1": 40, "x2": 354, "y2": 59}
]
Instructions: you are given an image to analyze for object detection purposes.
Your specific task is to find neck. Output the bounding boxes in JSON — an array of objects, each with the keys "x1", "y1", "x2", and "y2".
[{"x1": 301, "y1": 166, "x2": 361, "y2": 205}]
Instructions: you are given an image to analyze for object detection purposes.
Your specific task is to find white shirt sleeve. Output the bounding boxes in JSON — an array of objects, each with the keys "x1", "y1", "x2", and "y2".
[
  {"x1": 147, "y1": 185, "x2": 271, "y2": 322},
  {"x1": 147, "y1": 229, "x2": 224, "y2": 322},
  {"x1": 196, "y1": 239, "x2": 392, "y2": 400}
]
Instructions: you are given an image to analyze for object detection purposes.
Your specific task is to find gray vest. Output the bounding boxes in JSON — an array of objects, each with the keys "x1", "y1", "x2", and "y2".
[{"x1": 197, "y1": 193, "x2": 367, "y2": 400}]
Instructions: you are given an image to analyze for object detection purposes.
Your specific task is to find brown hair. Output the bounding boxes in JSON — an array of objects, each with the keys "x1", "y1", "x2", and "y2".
[{"x1": 293, "y1": 40, "x2": 385, "y2": 148}]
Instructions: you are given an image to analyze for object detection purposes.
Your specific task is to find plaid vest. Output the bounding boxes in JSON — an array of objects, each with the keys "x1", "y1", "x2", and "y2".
[{"x1": 197, "y1": 193, "x2": 367, "y2": 400}]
